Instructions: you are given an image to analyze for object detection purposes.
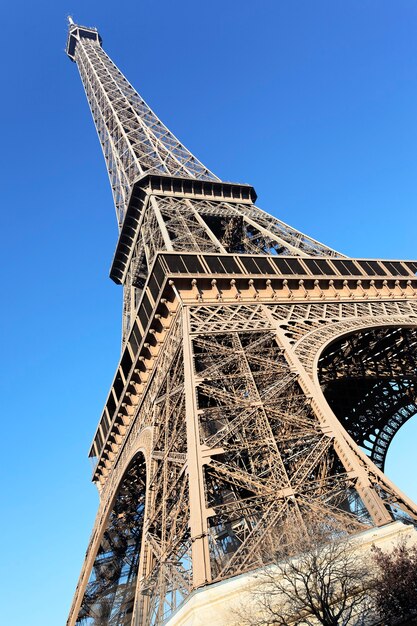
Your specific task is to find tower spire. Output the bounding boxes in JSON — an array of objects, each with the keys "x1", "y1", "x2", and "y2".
[{"x1": 66, "y1": 21, "x2": 218, "y2": 228}]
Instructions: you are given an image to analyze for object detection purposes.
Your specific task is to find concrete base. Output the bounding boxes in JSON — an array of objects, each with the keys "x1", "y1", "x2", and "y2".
[{"x1": 166, "y1": 522, "x2": 417, "y2": 626}]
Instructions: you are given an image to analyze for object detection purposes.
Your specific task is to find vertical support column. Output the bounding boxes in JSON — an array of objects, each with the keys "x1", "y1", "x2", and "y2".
[
  {"x1": 182, "y1": 307, "x2": 212, "y2": 587},
  {"x1": 262, "y1": 305, "x2": 394, "y2": 527},
  {"x1": 132, "y1": 460, "x2": 153, "y2": 626},
  {"x1": 184, "y1": 199, "x2": 227, "y2": 253},
  {"x1": 150, "y1": 196, "x2": 175, "y2": 251}
]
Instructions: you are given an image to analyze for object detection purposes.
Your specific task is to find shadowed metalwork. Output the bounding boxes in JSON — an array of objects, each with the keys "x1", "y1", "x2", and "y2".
[
  {"x1": 77, "y1": 454, "x2": 146, "y2": 625},
  {"x1": 319, "y1": 326, "x2": 417, "y2": 469}
]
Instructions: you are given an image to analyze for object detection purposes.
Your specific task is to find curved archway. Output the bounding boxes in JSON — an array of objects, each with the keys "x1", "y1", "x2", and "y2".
[
  {"x1": 76, "y1": 452, "x2": 147, "y2": 625},
  {"x1": 316, "y1": 325, "x2": 417, "y2": 471}
]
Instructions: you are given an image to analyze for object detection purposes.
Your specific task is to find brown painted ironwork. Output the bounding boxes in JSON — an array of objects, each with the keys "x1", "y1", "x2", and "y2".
[{"x1": 65, "y1": 18, "x2": 417, "y2": 626}]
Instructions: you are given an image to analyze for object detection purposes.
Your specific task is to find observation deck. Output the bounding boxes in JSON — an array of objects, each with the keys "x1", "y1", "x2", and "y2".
[{"x1": 66, "y1": 19, "x2": 102, "y2": 62}]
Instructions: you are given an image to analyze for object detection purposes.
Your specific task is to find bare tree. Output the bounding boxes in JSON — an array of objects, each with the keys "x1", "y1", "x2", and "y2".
[
  {"x1": 371, "y1": 536, "x2": 417, "y2": 624},
  {"x1": 234, "y1": 523, "x2": 375, "y2": 626}
]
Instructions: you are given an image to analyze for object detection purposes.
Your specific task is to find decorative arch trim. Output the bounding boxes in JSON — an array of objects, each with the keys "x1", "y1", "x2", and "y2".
[{"x1": 291, "y1": 314, "x2": 417, "y2": 381}]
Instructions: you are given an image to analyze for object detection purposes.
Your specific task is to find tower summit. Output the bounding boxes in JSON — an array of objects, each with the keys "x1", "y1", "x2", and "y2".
[
  {"x1": 66, "y1": 20, "x2": 417, "y2": 626},
  {"x1": 65, "y1": 18, "x2": 340, "y2": 344}
]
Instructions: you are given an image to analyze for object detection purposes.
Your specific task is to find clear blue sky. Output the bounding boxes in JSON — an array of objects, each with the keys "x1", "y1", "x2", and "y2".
[{"x1": 1, "y1": 2, "x2": 417, "y2": 624}]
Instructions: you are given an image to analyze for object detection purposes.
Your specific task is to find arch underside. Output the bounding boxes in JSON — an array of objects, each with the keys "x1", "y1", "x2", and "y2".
[
  {"x1": 76, "y1": 454, "x2": 146, "y2": 626},
  {"x1": 318, "y1": 326, "x2": 417, "y2": 470}
]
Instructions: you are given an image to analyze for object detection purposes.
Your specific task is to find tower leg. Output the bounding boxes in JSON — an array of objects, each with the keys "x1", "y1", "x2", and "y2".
[{"x1": 183, "y1": 308, "x2": 212, "y2": 587}]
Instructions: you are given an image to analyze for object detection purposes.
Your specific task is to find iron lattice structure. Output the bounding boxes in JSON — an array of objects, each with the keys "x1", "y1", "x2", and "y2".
[{"x1": 66, "y1": 20, "x2": 417, "y2": 626}]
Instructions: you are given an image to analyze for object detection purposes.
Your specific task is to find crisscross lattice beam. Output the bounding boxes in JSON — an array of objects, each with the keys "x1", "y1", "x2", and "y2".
[{"x1": 67, "y1": 22, "x2": 218, "y2": 227}]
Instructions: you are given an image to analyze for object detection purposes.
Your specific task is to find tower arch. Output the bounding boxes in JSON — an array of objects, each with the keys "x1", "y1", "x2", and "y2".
[
  {"x1": 76, "y1": 452, "x2": 147, "y2": 626},
  {"x1": 316, "y1": 324, "x2": 417, "y2": 471}
]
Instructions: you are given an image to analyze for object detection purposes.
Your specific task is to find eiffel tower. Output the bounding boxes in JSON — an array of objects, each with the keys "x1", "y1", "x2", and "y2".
[{"x1": 66, "y1": 18, "x2": 417, "y2": 626}]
